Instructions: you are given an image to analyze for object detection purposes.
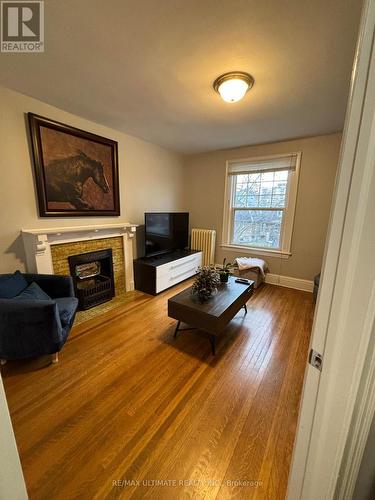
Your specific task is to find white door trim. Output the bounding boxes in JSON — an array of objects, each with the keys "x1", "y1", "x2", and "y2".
[
  {"x1": 287, "y1": 0, "x2": 375, "y2": 498},
  {"x1": 337, "y1": 314, "x2": 375, "y2": 500}
]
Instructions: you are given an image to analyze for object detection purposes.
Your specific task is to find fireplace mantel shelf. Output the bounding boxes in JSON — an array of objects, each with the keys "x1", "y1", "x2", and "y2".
[
  {"x1": 21, "y1": 223, "x2": 138, "y2": 236},
  {"x1": 21, "y1": 223, "x2": 138, "y2": 292}
]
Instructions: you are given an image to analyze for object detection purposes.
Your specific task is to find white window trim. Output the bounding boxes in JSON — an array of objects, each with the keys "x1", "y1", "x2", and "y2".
[{"x1": 221, "y1": 152, "x2": 301, "y2": 259}]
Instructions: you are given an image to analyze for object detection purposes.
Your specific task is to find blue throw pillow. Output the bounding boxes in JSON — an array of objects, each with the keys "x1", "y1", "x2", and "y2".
[
  {"x1": 0, "y1": 270, "x2": 28, "y2": 299},
  {"x1": 15, "y1": 282, "x2": 52, "y2": 301}
]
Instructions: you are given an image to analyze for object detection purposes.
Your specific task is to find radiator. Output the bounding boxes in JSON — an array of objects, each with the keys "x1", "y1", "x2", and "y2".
[{"x1": 191, "y1": 229, "x2": 216, "y2": 266}]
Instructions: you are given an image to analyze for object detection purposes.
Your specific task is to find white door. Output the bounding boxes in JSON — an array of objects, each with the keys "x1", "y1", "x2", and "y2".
[{"x1": 287, "y1": 0, "x2": 375, "y2": 498}]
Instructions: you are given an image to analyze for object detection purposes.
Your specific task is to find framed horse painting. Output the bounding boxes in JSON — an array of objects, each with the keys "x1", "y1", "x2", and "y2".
[{"x1": 28, "y1": 113, "x2": 120, "y2": 217}]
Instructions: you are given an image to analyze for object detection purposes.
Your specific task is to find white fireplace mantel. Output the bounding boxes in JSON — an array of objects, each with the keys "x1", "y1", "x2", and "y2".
[{"x1": 21, "y1": 223, "x2": 138, "y2": 291}]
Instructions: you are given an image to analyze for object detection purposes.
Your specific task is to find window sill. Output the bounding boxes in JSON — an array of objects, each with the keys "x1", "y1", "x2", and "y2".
[{"x1": 220, "y1": 244, "x2": 291, "y2": 259}]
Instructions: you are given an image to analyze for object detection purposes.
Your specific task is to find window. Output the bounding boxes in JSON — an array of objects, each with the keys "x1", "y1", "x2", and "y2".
[{"x1": 222, "y1": 153, "x2": 301, "y2": 257}]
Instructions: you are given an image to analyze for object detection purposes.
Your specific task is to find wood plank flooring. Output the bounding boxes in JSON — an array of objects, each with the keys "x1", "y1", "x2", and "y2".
[{"x1": 2, "y1": 282, "x2": 314, "y2": 500}]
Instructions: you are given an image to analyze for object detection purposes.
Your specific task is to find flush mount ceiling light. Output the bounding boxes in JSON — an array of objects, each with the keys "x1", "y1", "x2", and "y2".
[{"x1": 213, "y1": 71, "x2": 254, "y2": 103}]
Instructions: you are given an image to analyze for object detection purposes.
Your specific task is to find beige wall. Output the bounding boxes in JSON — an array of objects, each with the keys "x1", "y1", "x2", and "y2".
[
  {"x1": 0, "y1": 86, "x2": 185, "y2": 273},
  {"x1": 0, "y1": 86, "x2": 341, "y2": 281},
  {"x1": 183, "y1": 133, "x2": 342, "y2": 281}
]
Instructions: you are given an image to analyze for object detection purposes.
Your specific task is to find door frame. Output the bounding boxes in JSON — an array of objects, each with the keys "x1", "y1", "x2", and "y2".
[{"x1": 287, "y1": 0, "x2": 375, "y2": 497}]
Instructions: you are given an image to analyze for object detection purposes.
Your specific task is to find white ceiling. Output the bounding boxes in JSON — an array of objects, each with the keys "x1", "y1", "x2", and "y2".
[{"x1": 0, "y1": 0, "x2": 362, "y2": 153}]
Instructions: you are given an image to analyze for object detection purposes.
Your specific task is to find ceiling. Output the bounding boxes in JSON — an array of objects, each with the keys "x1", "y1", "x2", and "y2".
[{"x1": 0, "y1": 0, "x2": 363, "y2": 153}]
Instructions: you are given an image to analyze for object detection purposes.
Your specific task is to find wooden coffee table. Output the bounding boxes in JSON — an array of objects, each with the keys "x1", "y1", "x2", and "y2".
[{"x1": 168, "y1": 276, "x2": 254, "y2": 354}]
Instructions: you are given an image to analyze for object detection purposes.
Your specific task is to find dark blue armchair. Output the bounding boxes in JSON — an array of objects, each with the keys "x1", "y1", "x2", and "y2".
[{"x1": 0, "y1": 274, "x2": 78, "y2": 364}]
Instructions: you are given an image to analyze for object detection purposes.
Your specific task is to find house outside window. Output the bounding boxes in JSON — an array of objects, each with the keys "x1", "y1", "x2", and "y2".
[{"x1": 222, "y1": 152, "x2": 301, "y2": 258}]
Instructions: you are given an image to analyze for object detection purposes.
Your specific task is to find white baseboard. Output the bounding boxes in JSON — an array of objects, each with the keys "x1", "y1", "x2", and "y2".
[
  {"x1": 265, "y1": 273, "x2": 314, "y2": 292},
  {"x1": 215, "y1": 263, "x2": 314, "y2": 293}
]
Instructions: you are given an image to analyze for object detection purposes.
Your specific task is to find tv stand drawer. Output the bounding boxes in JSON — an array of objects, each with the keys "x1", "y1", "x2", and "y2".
[
  {"x1": 156, "y1": 253, "x2": 201, "y2": 278},
  {"x1": 156, "y1": 265, "x2": 198, "y2": 293}
]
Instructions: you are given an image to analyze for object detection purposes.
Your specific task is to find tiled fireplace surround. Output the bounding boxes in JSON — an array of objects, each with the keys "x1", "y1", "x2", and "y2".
[{"x1": 21, "y1": 224, "x2": 137, "y2": 323}]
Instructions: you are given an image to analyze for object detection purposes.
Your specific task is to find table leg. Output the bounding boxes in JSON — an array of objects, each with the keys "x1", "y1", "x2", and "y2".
[
  {"x1": 174, "y1": 320, "x2": 181, "y2": 338},
  {"x1": 208, "y1": 334, "x2": 216, "y2": 355},
  {"x1": 243, "y1": 304, "x2": 248, "y2": 315}
]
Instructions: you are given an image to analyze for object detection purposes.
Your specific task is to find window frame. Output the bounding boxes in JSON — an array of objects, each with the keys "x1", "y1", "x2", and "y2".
[{"x1": 221, "y1": 152, "x2": 301, "y2": 259}]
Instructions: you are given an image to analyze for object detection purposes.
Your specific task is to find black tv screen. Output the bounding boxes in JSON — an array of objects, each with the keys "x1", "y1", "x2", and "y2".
[{"x1": 145, "y1": 213, "x2": 189, "y2": 256}]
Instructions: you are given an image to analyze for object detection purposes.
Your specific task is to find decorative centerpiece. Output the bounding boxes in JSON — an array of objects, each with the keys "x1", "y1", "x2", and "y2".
[
  {"x1": 216, "y1": 258, "x2": 234, "y2": 283},
  {"x1": 192, "y1": 266, "x2": 221, "y2": 302}
]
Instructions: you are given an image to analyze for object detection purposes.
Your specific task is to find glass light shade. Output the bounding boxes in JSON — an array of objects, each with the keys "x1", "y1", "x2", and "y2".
[
  {"x1": 213, "y1": 72, "x2": 254, "y2": 103},
  {"x1": 218, "y1": 78, "x2": 249, "y2": 103}
]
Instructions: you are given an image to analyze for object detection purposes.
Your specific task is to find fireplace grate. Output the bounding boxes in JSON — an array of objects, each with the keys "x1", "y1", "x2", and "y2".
[{"x1": 68, "y1": 249, "x2": 115, "y2": 310}]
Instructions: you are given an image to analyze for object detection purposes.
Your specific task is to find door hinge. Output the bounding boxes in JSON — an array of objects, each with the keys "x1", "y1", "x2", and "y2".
[{"x1": 309, "y1": 349, "x2": 323, "y2": 372}]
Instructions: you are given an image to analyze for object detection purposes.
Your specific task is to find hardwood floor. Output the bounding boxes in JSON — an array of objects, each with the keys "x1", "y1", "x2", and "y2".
[{"x1": 2, "y1": 282, "x2": 314, "y2": 500}]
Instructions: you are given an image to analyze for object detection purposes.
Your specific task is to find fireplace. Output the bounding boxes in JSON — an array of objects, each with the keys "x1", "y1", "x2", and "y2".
[{"x1": 68, "y1": 249, "x2": 115, "y2": 310}]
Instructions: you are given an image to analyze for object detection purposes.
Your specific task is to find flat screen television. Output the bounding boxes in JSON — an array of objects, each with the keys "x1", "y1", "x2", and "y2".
[{"x1": 145, "y1": 212, "x2": 189, "y2": 257}]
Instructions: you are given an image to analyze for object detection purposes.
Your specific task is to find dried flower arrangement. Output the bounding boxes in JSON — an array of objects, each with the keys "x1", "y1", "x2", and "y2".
[{"x1": 191, "y1": 265, "x2": 221, "y2": 301}]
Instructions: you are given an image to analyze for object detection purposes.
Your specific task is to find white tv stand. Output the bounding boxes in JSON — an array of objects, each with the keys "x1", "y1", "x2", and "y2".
[{"x1": 133, "y1": 250, "x2": 202, "y2": 295}]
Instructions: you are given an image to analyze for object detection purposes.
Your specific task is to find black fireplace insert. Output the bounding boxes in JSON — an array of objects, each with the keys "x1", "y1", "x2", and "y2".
[{"x1": 68, "y1": 249, "x2": 115, "y2": 310}]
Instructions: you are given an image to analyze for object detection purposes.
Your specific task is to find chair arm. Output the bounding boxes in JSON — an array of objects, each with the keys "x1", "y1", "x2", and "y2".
[
  {"x1": 0, "y1": 299, "x2": 64, "y2": 359},
  {"x1": 24, "y1": 274, "x2": 75, "y2": 299}
]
